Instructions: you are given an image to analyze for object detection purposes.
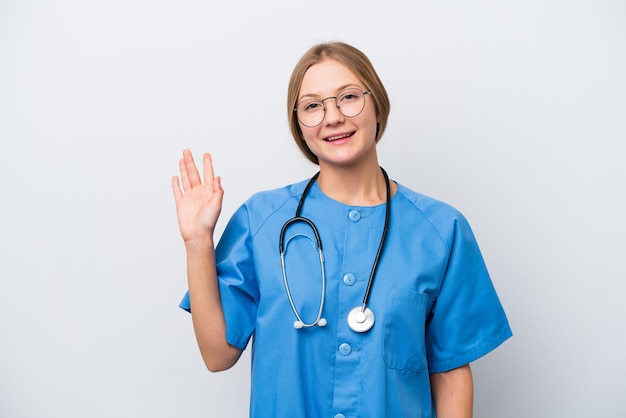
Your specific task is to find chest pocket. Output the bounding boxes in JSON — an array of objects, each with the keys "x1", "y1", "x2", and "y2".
[{"x1": 383, "y1": 289, "x2": 432, "y2": 372}]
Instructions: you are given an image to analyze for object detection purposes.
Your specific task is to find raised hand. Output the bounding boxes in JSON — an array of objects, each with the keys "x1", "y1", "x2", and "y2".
[{"x1": 172, "y1": 150, "x2": 224, "y2": 245}]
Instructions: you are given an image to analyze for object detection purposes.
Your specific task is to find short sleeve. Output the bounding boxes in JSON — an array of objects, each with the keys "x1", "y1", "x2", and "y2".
[
  {"x1": 425, "y1": 215, "x2": 512, "y2": 373},
  {"x1": 178, "y1": 204, "x2": 260, "y2": 351}
]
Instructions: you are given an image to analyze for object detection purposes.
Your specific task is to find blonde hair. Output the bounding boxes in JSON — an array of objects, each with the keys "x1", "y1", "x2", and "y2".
[{"x1": 287, "y1": 42, "x2": 391, "y2": 164}]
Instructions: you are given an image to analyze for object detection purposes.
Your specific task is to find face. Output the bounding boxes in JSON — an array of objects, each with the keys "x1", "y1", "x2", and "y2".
[{"x1": 297, "y1": 59, "x2": 379, "y2": 169}]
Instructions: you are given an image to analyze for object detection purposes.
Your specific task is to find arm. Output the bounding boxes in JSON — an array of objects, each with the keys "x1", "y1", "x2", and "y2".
[
  {"x1": 172, "y1": 150, "x2": 243, "y2": 372},
  {"x1": 430, "y1": 364, "x2": 474, "y2": 418}
]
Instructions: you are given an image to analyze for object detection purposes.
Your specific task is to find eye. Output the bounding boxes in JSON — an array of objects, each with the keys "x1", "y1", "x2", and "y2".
[
  {"x1": 301, "y1": 101, "x2": 323, "y2": 112},
  {"x1": 338, "y1": 90, "x2": 361, "y2": 103}
]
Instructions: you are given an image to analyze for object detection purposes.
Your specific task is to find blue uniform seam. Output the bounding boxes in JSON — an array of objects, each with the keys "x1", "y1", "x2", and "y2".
[
  {"x1": 394, "y1": 187, "x2": 456, "y2": 254},
  {"x1": 394, "y1": 187, "x2": 456, "y2": 300},
  {"x1": 245, "y1": 184, "x2": 307, "y2": 240}
]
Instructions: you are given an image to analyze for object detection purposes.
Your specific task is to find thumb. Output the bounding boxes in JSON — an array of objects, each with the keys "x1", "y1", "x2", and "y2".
[{"x1": 214, "y1": 176, "x2": 224, "y2": 194}]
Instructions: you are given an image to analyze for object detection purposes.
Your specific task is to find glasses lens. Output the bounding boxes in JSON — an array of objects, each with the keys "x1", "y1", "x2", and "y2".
[
  {"x1": 337, "y1": 88, "x2": 365, "y2": 118},
  {"x1": 296, "y1": 99, "x2": 325, "y2": 127}
]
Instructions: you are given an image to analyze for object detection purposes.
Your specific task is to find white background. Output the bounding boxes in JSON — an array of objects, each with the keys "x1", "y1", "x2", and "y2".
[{"x1": 1, "y1": 1, "x2": 625, "y2": 417}]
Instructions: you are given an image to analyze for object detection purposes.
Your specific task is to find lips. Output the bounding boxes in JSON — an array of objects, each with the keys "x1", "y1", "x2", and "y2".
[{"x1": 324, "y1": 132, "x2": 354, "y2": 142}]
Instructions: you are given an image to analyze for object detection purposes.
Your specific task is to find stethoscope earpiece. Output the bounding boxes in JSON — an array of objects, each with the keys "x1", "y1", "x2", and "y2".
[{"x1": 293, "y1": 318, "x2": 326, "y2": 329}]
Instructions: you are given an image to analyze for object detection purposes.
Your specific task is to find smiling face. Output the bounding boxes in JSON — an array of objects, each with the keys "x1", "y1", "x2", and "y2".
[{"x1": 296, "y1": 59, "x2": 380, "y2": 170}]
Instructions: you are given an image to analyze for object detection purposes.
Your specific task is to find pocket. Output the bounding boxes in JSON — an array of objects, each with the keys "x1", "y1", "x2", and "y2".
[{"x1": 382, "y1": 289, "x2": 432, "y2": 372}]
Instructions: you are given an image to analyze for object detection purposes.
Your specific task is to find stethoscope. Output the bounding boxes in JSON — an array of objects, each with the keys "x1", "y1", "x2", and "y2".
[{"x1": 279, "y1": 168, "x2": 390, "y2": 333}]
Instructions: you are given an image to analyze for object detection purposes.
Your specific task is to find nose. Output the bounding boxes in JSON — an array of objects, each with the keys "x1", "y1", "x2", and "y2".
[{"x1": 323, "y1": 98, "x2": 344, "y2": 125}]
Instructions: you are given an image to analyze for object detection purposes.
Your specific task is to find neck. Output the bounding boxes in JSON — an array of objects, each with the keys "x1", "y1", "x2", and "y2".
[{"x1": 316, "y1": 161, "x2": 394, "y2": 206}]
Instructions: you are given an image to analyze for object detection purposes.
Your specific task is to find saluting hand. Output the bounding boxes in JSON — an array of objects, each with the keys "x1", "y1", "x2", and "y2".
[{"x1": 172, "y1": 150, "x2": 224, "y2": 245}]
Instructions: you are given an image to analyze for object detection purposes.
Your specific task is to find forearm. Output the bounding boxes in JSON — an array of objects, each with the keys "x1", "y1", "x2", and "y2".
[
  {"x1": 430, "y1": 364, "x2": 474, "y2": 418},
  {"x1": 186, "y1": 240, "x2": 242, "y2": 372}
]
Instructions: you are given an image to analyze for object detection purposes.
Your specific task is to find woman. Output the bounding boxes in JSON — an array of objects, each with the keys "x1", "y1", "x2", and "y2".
[{"x1": 172, "y1": 41, "x2": 511, "y2": 417}]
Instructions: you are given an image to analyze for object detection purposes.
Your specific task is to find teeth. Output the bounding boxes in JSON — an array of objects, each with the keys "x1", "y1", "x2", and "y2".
[{"x1": 326, "y1": 133, "x2": 350, "y2": 141}]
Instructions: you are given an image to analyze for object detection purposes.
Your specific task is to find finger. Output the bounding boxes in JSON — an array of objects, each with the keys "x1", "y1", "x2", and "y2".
[
  {"x1": 183, "y1": 149, "x2": 202, "y2": 187},
  {"x1": 179, "y1": 158, "x2": 191, "y2": 192},
  {"x1": 202, "y1": 153, "x2": 216, "y2": 188},
  {"x1": 172, "y1": 175, "x2": 183, "y2": 202}
]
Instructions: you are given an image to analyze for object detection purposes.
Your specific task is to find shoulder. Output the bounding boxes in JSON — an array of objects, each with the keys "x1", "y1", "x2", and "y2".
[
  {"x1": 243, "y1": 179, "x2": 308, "y2": 212},
  {"x1": 232, "y1": 179, "x2": 309, "y2": 231},
  {"x1": 393, "y1": 183, "x2": 474, "y2": 247},
  {"x1": 394, "y1": 183, "x2": 465, "y2": 222}
]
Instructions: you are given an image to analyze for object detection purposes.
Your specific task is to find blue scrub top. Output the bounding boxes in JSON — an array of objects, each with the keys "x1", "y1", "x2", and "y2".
[{"x1": 180, "y1": 179, "x2": 512, "y2": 418}]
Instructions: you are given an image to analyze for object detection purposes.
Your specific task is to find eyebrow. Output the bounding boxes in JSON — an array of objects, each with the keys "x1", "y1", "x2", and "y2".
[{"x1": 298, "y1": 84, "x2": 364, "y2": 102}]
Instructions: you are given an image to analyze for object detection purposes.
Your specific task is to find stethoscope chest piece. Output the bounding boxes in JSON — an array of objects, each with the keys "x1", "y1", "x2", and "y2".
[{"x1": 347, "y1": 306, "x2": 375, "y2": 333}]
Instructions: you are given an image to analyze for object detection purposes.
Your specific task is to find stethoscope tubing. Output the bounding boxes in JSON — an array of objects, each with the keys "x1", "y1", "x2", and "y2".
[
  {"x1": 359, "y1": 168, "x2": 390, "y2": 312},
  {"x1": 279, "y1": 219, "x2": 326, "y2": 328}
]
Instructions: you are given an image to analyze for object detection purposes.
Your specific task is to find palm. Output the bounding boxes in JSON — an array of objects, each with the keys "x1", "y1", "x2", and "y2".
[{"x1": 172, "y1": 150, "x2": 223, "y2": 243}]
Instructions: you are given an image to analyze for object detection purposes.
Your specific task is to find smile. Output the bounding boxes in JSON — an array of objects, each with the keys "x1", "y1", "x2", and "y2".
[{"x1": 324, "y1": 132, "x2": 354, "y2": 142}]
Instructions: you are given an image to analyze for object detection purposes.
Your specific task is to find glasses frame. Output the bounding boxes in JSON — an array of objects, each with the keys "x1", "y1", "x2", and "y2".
[{"x1": 293, "y1": 88, "x2": 373, "y2": 128}]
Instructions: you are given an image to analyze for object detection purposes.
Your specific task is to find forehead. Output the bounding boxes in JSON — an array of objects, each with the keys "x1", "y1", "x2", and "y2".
[{"x1": 299, "y1": 59, "x2": 362, "y2": 97}]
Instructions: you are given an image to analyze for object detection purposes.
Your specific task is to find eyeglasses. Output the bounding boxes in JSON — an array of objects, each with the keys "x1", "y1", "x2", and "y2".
[{"x1": 293, "y1": 87, "x2": 372, "y2": 128}]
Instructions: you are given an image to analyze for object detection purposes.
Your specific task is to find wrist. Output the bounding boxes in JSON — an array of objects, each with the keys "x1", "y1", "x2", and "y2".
[{"x1": 184, "y1": 237, "x2": 215, "y2": 254}]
